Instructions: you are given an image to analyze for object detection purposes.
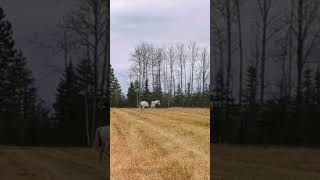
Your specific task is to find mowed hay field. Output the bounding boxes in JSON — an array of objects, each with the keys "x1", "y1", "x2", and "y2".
[
  {"x1": 212, "y1": 144, "x2": 320, "y2": 180},
  {"x1": 110, "y1": 108, "x2": 210, "y2": 180},
  {"x1": 0, "y1": 146, "x2": 107, "y2": 180}
]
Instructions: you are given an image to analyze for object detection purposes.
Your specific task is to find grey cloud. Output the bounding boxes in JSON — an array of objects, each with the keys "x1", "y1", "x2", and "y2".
[{"x1": 111, "y1": 0, "x2": 210, "y2": 94}]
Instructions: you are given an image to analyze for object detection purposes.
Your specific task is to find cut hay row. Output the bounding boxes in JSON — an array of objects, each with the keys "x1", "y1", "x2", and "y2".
[{"x1": 110, "y1": 108, "x2": 210, "y2": 179}]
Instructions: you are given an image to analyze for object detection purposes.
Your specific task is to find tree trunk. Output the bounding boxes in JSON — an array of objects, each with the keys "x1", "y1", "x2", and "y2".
[
  {"x1": 91, "y1": 96, "x2": 96, "y2": 144},
  {"x1": 84, "y1": 94, "x2": 90, "y2": 146},
  {"x1": 63, "y1": 30, "x2": 69, "y2": 69},
  {"x1": 260, "y1": 0, "x2": 267, "y2": 104},
  {"x1": 226, "y1": 0, "x2": 232, "y2": 105},
  {"x1": 288, "y1": 0, "x2": 294, "y2": 98},
  {"x1": 92, "y1": 1, "x2": 99, "y2": 133},
  {"x1": 235, "y1": 0, "x2": 243, "y2": 104},
  {"x1": 296, "y1": 0, "x2": 304, "y2": 104}
]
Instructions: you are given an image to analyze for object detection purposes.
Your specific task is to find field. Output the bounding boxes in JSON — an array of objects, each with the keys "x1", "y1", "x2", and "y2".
[
  {"x1": 3, "y1": 108, "x2": 317, "y2": 180},
  {"x1": 212, "y1": 144, "x2": 320, "y2": 180},
  {"x1": 110, "y1": 108, "x2": 210, "y2": 179},
  {"x1": 0, "y1": 146, "x2": 107, "y2": 180}
]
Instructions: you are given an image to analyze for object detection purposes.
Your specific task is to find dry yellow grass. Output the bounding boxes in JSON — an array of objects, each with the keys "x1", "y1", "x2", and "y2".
[
  {"x1": 0, "y1": 146, "x2": 107, "y2": 180},
  {"x1": 212, "y1": 144, "x2": 320, "y2": 180},
  {"x1": 110, "y1": 108, "x2": 210, "y2": 180}
]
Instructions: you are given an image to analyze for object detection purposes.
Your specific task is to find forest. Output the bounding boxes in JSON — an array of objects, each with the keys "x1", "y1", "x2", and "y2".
[
  {"x1": 110, "y1": 42, "x2": 210, "y2": 108},
  {"x1": 0, "y1": 0, "x2": 110, "y2": 146},
  {"x1": 211, "y1": 0, "x2": 320, "y2": 145}
]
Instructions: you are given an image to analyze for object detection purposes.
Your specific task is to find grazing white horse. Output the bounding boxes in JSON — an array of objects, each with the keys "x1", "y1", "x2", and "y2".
[
  {"x1": 93, "y1": 126, "x2": 110, "y2": 163},
  {"x1": 151, "y1": 100, "x2": 161, "y2": 109},
  {"x1": 140, "y1": 101, "x2": 149, "y2": 112}
]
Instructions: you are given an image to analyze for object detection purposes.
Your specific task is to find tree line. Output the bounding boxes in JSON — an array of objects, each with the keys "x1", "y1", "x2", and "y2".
[
  {"x1": 110, "y1": 42, "x2": 210, "y2": 108},
  {"x1": 0, "y1": 6, "x2": 50, "y2": 145},
  {"x1": 0, "y1": 0, "x2": 110, "y2": 146},
  {"x1": 52, "y1": 0, "x2": 109, "y2": 146},
  {"x1": 212, "y1": 0, "x2": 320, "y2": 145}
]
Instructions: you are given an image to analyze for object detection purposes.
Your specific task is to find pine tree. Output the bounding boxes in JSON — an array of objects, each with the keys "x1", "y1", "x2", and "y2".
[
  {"x1": 240, "y1": 65, "x2": 259, "y2": 143},
  {"x1": 9, "y1": 51, "x2": 36, "y2": 145},
  {"x1": 127, "y1": 82, "x2": 137, "y2": 107},
  {"x1": 302, "y1": 68, "x2": 313, "y2": 104},
  {"x1": 0, "y1": 7, "x2": 38, "y2": 145},
  {"x1": 185, "y1": 82, "x2": 192, "y2": 107},
  {"x1": 213, "y1": 70, "x2": 224, "y2": 108},
  {"x1": 201, "y1": 83, "x2": 210, "y2": 107},
  {"x1": 133, "y1": 80, "x2": 140, "y2": 107},
  {"x1": 153, "y1": 74, "x2": 162, "y2": 106},
  {"x1": 143, "y1": 78, "x2": 151, "y2": 103},
  {"x1": 175, "y1": 84, "x2": 183, "y2": 106},
  {"x1": 243, "y1": 65, "x2": 258, "y2": 106},
  {"x1": 110, "y1": 65, "x2": 122, "y2": 107},
  {"x1": 53, "y1": 61, "x2": 83, "y2": 145},
  {"x1": 0, "y1": 7, "x2": 16, "y2": 115},
  {"x1": 76, "y1": 58, "x2": 94, "y2": 94},
  {"x1": 76, "y1": 57, "x2": 94, "y2": 146}
]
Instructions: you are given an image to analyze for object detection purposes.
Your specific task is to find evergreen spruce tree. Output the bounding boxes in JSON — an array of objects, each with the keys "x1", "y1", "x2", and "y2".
[
  {"x1": 302, "y1": 68, "x2": 313, "y2": 104},
  {"x1": 127, "y1": 82, "x2": 137, "y2": 107},
  {"x1": 152, "y1": 74, "x2": 162, "y2": 106},
  {"x1": 53, "y1": 61, "x2": 83, "y2": 145},
  {"x1": 243, "y1": 65, "x2": 258, "y2": 106},
  {"x1": 76, "y1": 57, "x2": 95, "y2": 146},
  {"x1": 241, "y1": 65, "x2": 259, "y2": 143},
  {"x1": 213, "y1": 70, "x2": 225, "y2": 108},
  {"x1": 10, "y1": 51, "x2": 37, "y2": 145},
  {"x1": 175, "y1": 84, "x2": 183, "y2": 106},
  {"x1": 110, "y1": 65, "x2": 122, "y2": 107},
  {"x1": 0, "y1": 7, "x2": 39, "y2": 145},
  {"x1": 185, "y1": 82, "x2": 192, "y2": 107},
  {"x1": 0, "y1": 7, "x2": 16, "y2": 119},
  {"x1": 202, "y1": 83, "x2": 210, "y2": 107},
  {"x1": 76, "y1": 58, "x2": 94, "y2": 94},
  {"x1": 133, "y1": 80, "x2": 140, "y2": 107},
  {"x1": 143, "y1": 78, "x2": 151, "y2": 103},
  {"x1": 153, "y1": 86, "x2": 162, "y2": 106}
]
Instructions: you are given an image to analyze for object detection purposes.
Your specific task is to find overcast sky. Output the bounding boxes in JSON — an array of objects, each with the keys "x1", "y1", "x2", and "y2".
[
  {"x1": 0, "y1": 0, "x2": 72, "y2": 109},
  {"x1": 111, "y1": 0, "x2": 210, "y2": 94},
  {"x1": 0, "y1": 0, "x2": 209, "y2": 108}
]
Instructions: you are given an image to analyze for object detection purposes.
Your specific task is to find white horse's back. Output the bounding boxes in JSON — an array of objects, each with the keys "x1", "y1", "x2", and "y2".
[
  {"x1": 151, "y1": 100, "x2": 161, "y2": 108},
  {"x1": 140, "y1": 101, "x2": 149, "y2": 112},
  {"x1": 140, "y1": 101, "x2": 149, "y2": 107}
]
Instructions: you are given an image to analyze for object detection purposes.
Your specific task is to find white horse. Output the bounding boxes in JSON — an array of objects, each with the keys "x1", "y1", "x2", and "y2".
[
  {"x1": 140, "y1": 101, "x2": 149, "y2": 112},
  {"x1": 93, "y1": 126, "x2": 110, "y2": 163},
  {"x1": 151, "y1": 100, "x2": 161, "y2": 109}
]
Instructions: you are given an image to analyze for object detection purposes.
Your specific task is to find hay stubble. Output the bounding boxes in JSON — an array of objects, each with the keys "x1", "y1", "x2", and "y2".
[{"x1": 110, "y1": 108, "x2": 210, "y2": 180}]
